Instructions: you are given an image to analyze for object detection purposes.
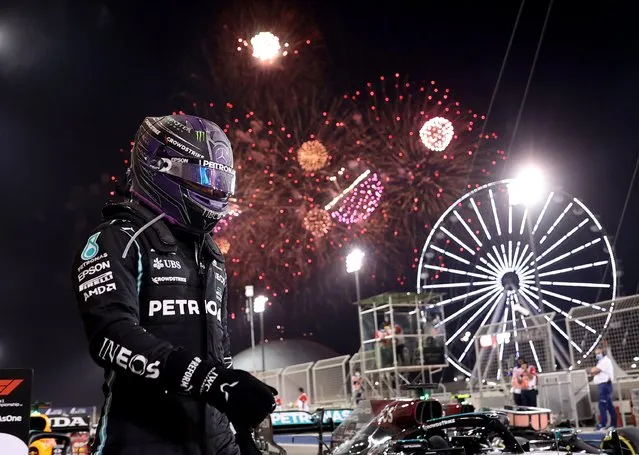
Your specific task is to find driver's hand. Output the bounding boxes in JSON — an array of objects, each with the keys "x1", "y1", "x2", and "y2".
[{"x1": 201, "y1": 367, "x2": 277, "y2": 429}]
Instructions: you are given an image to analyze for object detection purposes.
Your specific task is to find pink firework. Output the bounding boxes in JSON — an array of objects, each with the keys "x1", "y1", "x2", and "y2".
[{"x1": 330, "y1": 172, "x2": 384, "y2": 225}]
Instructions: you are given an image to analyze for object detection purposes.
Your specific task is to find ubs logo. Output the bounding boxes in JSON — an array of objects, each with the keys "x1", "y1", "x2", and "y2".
[{"x1": 153, "y1": 258, "x2": 182, "y2": 270}]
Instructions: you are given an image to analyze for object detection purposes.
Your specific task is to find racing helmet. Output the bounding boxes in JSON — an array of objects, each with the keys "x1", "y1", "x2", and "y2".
[{"x1": 129, "y1": 115, "x2": 235, "y2": 233}]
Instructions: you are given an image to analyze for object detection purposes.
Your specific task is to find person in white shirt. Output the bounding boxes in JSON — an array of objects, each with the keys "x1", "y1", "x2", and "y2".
[
  {"x1": 590, "y1": 346, "x2": 617, "y2": 429},
  {"x1": 511, "y1": 358, "x2": 525, "y2": 406}
]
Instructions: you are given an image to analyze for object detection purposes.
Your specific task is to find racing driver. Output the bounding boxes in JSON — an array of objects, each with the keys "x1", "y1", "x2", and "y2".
[{"x1": 71, "y1": 115, "x2": 276, "y2": 455}]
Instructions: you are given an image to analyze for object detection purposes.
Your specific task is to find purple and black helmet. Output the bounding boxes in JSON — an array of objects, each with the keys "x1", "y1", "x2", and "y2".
[{"x1": 129, "y1": 115, "x2": 235, "y2": 233}]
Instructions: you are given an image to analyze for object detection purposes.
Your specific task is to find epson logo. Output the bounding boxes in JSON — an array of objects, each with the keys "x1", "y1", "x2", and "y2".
[
  {"x1": 79, "y1": 271, "x2": 114, "y2": 291},
  {"x1": 78, "y1": 261, "x2": 110, "y2": 281},
  {"x1": 148, "y1": 299, "x2": 221, "y2": 321},
  {"x1": 98, "y1": 338, "x2": 160, "y2": 379},
  {"x1": 0, "y1": 415, "x2": 22, "y2": 423},
  {"x1": 202, "y1": 160, "x2": 235, "y2": 175},
  {"x1": 166, "y1": 136, "x2": 204, "y2": 158},
  {"x1": 77, "y1": 252, "x2": 108, "y2": 272},
  {"x1": 171, "y1": 157, "x2": 189, "y2": 164}
]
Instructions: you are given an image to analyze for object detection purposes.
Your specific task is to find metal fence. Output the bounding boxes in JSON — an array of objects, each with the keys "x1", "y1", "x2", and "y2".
[
  {"x1": 281, "y1": 361, "x2": 314, "y2": 407},
  {"x1": 474, "y1": 312, "x2": 556, "y2": 383},
  {"x1": 567, "y1": 294, "x2": 639, "y2": 372},
  {"x1": 312, "y1": 355, "x2": 350, "y2": 405}
]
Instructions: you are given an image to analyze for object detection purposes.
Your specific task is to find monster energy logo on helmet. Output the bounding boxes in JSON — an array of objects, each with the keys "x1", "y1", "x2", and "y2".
[{"x1": 195, "y1": 131, "x2": 206, "y2": 142}]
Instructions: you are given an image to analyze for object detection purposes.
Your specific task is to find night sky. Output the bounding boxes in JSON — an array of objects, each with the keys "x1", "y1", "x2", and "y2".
[{"x1": 1, "y1": 0, "x2": 637, "y2": 405}]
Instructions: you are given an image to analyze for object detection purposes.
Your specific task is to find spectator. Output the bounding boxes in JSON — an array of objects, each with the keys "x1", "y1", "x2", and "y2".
[
  {"x1": 591, "y1": 346, "x2": 616, "y2": 430},
  {"x1": 351, "y1": 370, "x2": 363, "y2": 405},
  {"x1": 511, "y1": 358, "x2": 527, "y2": 406},
  {"x1": 297, "y1": 387, "x2": 310, "y2": 411},
  {"x1": 521, "y1": 361, "x2": 538, "y2": 407}
]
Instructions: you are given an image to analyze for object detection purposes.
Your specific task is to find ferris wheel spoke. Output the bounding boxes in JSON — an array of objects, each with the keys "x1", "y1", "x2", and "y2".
[
  {"x1": 519, "y1": 207, "x2": 529, "y2": 236},
  {"x1": 486, "y1": 250, "x2": 505, "y2": 272},
  {"x1": 540, "y1": 280, "x2": 610, "y2": 289},
  {"x1": 496, "y1": 303, "x2": 511, "y2": 380},
  {"x1": 525, "y1": 283, "x2": 607, "y2": 313},
  {"x1": 453, "y1": 210, "x2": 483, "y2": 247},
  {"x1": 511, "y1": 241, "x2": 525, "y2": 271},
  {"x1": 421, "y1": 280, "x2": 494, "y2": 290},
  {"x1": 508, "y1": 205, "x2": 513, "y2": 235},
  {"x1": 518, "y1": 289, "x2": 584, "y2": 354},
  {"x1": 489, "y1": 189, "x2": 502, "y2": 236},
  {"x1": 430, "y1": 245, "x2": 472, "y2": 266},
  {"x1": 539, "y1": 202, "x2": 573, "y2": 245},
  {"x1": 470, "y1": 197, "x2": 492, "y2": 241},
  {"x1": 508, "y1": 241, "x2": 513, "y2": 268},
  {"x1": 446, "y1": 290, "x2": 505, "y2": 346},
  {"x1": 477, "y1": 258, "x2": 501, "y2": 276},
  {"x1": 433, "y1": 285, "x2": 499, "y2": 307},
  {"x1": 517, "y1": 310, "x2": 542, "y2": 372},
  {"x1": 536, "y1": 238, "x2": 603, "y2": 271},
  {"x1": 509, "y1": 295, "x2": 520, "y2": 356},
  {"x1": 537, "y1": 260, "x2": 608, "y2": 278},
  {"x1": 531, "y1": 192, "x2": 555, "y2": 235},
  {"x1": 441, "y1": 226, "x2": 476, "y2": 256},
  {"x1": 434, "y1": 286, "x2": 502, "y2": 329},
  {"x1": 492, "y1": 245, "x2": 508, "y2": 269},
  {"x1": 458, "y1": 290, "x2": 505, "y2": 361},
  {"x1": 422, "y1": 263, "x2": 493, "y2": 280},
  {"x1": 515, "y1": 250, "x2": 535, "y2": 275},
  {"x1": 535, "y1": 218, "x2": 590, "y2": 262},
  {"x1": 519, "y1": 288, "x2": 597, "y2": 346}
]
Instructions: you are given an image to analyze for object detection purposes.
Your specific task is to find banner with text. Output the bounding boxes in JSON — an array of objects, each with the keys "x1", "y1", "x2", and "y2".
[
  {"x1": 271, "y1": 409, "x2": 352, "y2": 428},
  {"x1": 0, "y1": 369, "x2": 33, "y2": 455}
]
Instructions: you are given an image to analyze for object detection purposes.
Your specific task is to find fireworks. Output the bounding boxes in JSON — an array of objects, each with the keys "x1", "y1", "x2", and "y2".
[
  {"x1": 216, "y1": 237, "x2": 231, "y2": 255},
  {"x1": 202, "y1": 100, "x2": 388, "y2": 297},
  {"x1": 302, "y1": 207, "x2": 332, "y2": 237},
  {"x1": 419, "y1": 116, "x2": 455, "y2": 152},
  {"x1": 249, "y1": 32, "x2": 281, "y2": 62},
  {"x1": 297, "y1": 140, "x2": 329, "y2": 171},
  {"x1": 329, "y1": 171, "x2": 384, "y2": 225},
  {"x1": 335, "y1": 73, "x2": 504, "y2": 282},
  {"x1": 210, "y1": 0, "x2": 326, "y2": 113}
]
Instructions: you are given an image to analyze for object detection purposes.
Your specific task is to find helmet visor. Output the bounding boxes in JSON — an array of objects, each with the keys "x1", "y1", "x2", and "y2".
[{"x1": 160, "y1": 159, "x2": 235, "y2": 199}]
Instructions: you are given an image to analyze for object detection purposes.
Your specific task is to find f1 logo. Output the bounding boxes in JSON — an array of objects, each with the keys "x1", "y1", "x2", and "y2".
[{"x1": 0, "y1": 379, "x2": 23, "y2": 396}]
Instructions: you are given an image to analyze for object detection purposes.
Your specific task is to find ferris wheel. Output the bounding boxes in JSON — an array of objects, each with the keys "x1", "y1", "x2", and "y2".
[{"x1": 416, "y1": 179, "x2": 618, "y2": 377}]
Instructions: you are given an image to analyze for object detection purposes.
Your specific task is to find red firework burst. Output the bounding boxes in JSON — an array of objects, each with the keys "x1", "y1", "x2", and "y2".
[{"x1": 329, "y1": 73, "x2": 506, "y2": 285}]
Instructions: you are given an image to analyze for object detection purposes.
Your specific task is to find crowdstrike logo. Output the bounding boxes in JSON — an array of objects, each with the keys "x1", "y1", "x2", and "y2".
[
  {"x1": 220, "y1": 381, "x2": 239, "y2": 401},
  {"x1": 165, "y1": 136, "x2": 204, "y2": 158}
]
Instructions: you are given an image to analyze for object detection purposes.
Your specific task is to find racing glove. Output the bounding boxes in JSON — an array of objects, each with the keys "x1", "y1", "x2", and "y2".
[{"x1": 169, "y1": 351, "x2": 277, "y2": 429}]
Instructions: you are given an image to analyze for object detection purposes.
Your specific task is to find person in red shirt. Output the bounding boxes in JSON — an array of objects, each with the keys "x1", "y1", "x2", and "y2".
[{"x1": 297, "y1": 387, "x2": 309, "y2": 411}]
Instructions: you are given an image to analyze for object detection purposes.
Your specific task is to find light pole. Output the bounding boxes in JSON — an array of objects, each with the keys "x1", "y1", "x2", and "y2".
[
  {"x1": 508, "y1": 165, "x2": 546, "y2": 313},
  {"x1": 254, "y1": 295, "x2": 268, "y2": 372},
  {"x1": 245, "y1": 285, "x2": 256, "y2": 373},
  {"x1": 346, "y1": 248, "x2": 365, "y2": 305},
  {"x1": 346, "y1": 248, "x2": 366, "y2": 384}
]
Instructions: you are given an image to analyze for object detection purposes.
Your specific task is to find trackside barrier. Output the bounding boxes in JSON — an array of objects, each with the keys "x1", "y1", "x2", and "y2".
[
  {"x1": 312, "y1": 355, "x2": 350, "y2": 406},
  {"x1": 281, "y1": 362, "x2": 314, "y2": 408},
  {"x1": 537, "y1": 370, "x2": 589, "y2": 427}
]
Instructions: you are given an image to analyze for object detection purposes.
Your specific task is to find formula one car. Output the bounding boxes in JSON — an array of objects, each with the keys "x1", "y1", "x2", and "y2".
[{"x1": 331, "y1": 397, "x2": 638, "y2": 455}]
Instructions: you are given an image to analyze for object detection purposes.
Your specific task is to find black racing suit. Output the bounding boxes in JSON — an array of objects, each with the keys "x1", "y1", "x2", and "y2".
[{"x1": 71, "y1": 202, "x2": 239, "y2": 455}]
